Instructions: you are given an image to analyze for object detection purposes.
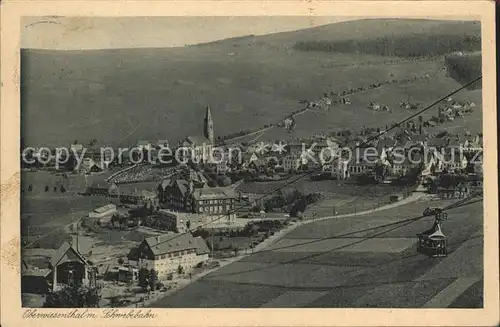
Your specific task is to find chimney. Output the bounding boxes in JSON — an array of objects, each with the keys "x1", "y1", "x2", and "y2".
[{"x1": 156, "y1": 235, "x2": 160, "y2": 243}]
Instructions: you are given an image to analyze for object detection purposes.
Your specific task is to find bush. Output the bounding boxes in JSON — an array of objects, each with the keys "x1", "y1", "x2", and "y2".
[
  {"x1": 44, "y1": 284, "x2": 101, "y2": 308},
  {"x1": 216, "y1": 175, "x2": 232, "y2": 187}
]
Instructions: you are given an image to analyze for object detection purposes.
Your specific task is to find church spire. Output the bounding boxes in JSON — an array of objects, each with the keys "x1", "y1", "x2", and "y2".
[{"x1": 204, "y1": 105, "x2": 214, "y2": 145}]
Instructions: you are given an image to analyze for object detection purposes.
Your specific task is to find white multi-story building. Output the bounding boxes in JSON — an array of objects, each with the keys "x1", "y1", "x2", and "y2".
[
  {"x1": 282, "y1": 153, "x2": 302, "y2": 172},
  {"x1": 328, "y1": 158, "x2": 350, "y2": 180},
  {"x1": 127, "y1": 232, "x2": 210, "y2": 279}
]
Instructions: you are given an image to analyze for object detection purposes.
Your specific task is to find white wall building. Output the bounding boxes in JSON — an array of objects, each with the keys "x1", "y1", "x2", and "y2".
[
  {"x1": 88, "y1": 203, "x2": 117, "y2": 218},
  {"x1": 127, "y1": 232, "x2": 210, "y2": 279}
]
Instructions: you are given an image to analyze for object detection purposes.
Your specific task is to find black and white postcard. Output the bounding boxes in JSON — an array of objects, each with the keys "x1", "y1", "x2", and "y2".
[{"x1": 1, "y1": 1, "x2": 498, "y2": 326}]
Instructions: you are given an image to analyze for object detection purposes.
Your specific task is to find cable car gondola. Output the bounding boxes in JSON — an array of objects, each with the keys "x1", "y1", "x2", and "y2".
[{"x1": 416, "y1": 212, "x2": 448, "y2": 257}]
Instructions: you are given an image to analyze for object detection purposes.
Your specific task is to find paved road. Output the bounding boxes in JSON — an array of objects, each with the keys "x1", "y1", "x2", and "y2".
[{"x1": 149, "y1": 197, "x2": 483, "y2": 308}]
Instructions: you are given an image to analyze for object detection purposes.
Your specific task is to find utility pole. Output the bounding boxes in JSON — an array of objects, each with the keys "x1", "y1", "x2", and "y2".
[
  {"x1": 76, "y1": 220, "x2": 79, "y2": 253},
  {"x1": 210, "y1": 228, "x2": 214, "y2": 258}
]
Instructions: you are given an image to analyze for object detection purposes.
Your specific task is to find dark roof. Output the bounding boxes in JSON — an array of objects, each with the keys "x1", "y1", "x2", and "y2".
[
  {"x1": 184, "y1": 136, "x2": 210, "y2": 146},
  {"x1": 438, "y1": 150, "x2": 467, "y2": 163},
  {"x1": 376, "y1": 138, "x2": 396, "y2": 149},
  {"x1": 89, "y1": 181, "x2": 113, "y2": 189},
  {"x1": 249, "y1": 159, "x2": 267, "y2": 167},
  {"x1": 194, "y1": 237, "x2": 210, "y2": 255},
  {"x1": 117, "y1": 182, "x2": 158, "y2": 194},
  {"x1": 145, "y1": 232, "x2": 198, "y2": 256},
  {"x1": 409, "y1": 134, "x2": 427, "y2": 142},
  {"x1": 174, "y1": 179, "x2": 189, "y2": 196},
  {"x1": 350, "y1": 147, "x2": 379, "y2": 164},
  {"x1": 50, "y1": 241, "x2": 88, "y2": 267},
  {"x1": 448, "y1": 136, "x2": 467, "y2": 147},
  {"x1": 427, "y1": 138, "x2": 449, "y2": 148}
]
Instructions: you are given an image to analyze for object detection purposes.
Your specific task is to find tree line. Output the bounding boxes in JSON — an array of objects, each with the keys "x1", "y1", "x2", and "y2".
[{"x1": 293, "y1": 34, "x2": 481, "y2": 58}]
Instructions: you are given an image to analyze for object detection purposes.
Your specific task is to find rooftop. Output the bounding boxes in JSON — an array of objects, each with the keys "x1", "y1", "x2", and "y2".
[
  {"x1": 50, "y1": 241, "x2": 89, "y2": 267},
  {"x1": 192, "y1": 187, "x2": 237, "y2": 200},
  {"x1": 92, "y1": 204, "x2": 117, "y2": 214},
  {"x1": 184, "y1": 136, "x2": 211, "y2": 146},
  {"x1": 145, "y1": 232, "x2": 199, "y2": 256}
]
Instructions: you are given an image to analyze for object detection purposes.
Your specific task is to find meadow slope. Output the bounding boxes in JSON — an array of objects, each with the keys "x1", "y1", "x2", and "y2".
[{"x1": 21, "y1": 19, "x2": 482, "y2": 147}]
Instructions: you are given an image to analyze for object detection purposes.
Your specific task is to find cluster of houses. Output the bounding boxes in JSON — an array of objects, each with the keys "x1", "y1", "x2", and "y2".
[
  {"x1": 368, "y1": 101, "x2": 391, "y2": 112},
  {"x1": 306, "y1": 97, "x2": 333, "y2": 111},
  {"x1": 438, "y1": 97, "x2": 476, "y2": 121},
  {"x1": 399, "y1": 101, "x2": 422, "y2": 111},
  {"x1": 213, "y1": 126, "x2": 483, "y2": 189},
  {"x1": 22, "y1": 229, "x2": 211, "y2": 297}
]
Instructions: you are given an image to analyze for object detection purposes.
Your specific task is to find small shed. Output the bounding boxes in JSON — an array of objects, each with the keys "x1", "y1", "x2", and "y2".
[
  {"x1": 389, "y1": 194, "x2": 403, "y2": 203},
  {"x1": 118, "y1": 266, "x2": 139, "y2": 282}
]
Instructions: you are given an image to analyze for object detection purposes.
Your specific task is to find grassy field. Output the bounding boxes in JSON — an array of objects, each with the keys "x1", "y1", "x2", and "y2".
[
  {"x1": 21, "y1": 19, "x2": 481, "y2": 148},
  {"x1": 21, "y1": 171, "x2": 115, "y2": 238},
  {"x1": 21, "y1": 169, "x2": 118, "y2": 193},
  {"x1": 237, "y1": 178, "x2": 408, "y2": 216},
  {"x1": 21, "y1": 195, "x2": 110, "y2": 236},
  {"x1": 240, "y1": 67, "x2": 482, "y2": 143},
  {"x1": 150, "y1": 199, "x2": 483, "y2": 308}
]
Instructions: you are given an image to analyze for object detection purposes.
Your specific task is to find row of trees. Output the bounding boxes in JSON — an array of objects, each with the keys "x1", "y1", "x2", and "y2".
[
  {"x1": 23, "y1": 184, "x2": 66, "y2": 193},
  {"x1": 294, "y1": 34, "x2": 481, "y2": 58}
]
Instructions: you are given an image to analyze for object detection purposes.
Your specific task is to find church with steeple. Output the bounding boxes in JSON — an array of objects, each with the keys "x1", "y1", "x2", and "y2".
[
  {"x1": 179, "y1": 105, "x2": 215, "y2": 163},
  {"x1": 204, "y1": 105, "x2": 214, "y2": 146}
]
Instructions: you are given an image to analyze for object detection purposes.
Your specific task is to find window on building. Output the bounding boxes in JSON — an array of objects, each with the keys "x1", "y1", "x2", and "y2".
[{"x1": 161, "y1": 255, "x2": 165, "y2": 259}]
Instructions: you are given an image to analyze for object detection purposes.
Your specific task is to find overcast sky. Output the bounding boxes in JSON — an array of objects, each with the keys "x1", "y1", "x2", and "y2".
[
  {"x1": 21, "y1": 16, "x2": 474, "y2": 50},
  {"x1": 21, "y1": 16, "x2": 353, "y2": 50}
]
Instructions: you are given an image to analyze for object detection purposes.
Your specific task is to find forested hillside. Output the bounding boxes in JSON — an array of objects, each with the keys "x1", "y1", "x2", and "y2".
[{"x1": 294, "y1": 34, "x2": 481, "y2": 58}]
